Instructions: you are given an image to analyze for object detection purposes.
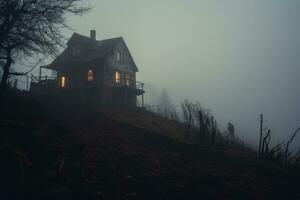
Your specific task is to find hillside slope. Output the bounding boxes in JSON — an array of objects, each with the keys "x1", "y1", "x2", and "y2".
[{"x1": 1, "y1": 94, "x2": 300, "y2": 200}]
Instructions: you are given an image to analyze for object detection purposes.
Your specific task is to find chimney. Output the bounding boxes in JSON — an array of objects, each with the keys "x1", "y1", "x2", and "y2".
[{"x1": 90, "y1": 30, "x2": 96, "y2": 40}]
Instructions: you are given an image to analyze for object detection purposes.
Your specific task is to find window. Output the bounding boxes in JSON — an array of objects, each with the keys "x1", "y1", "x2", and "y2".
[
  {"x1": 117, "y1": 51, "x2": 125, "y2": 64},
  {"x1": 87, "y1": 69, "x2": 93, "y2": 81},
  {"x1": 116, "y1": 51, "x2": 121, "y2": 62},
  {"x1": 61, "y1": 76, "x2": 65, "y2": 88},
  {"x1": 115, "y1": 71, "x2": 121, "y2": 84},
  {"x1": 125, "y1": 74, "x2": 130, "y2": 86},
  {"x1": 71, "y1": 46, "x2": 81, "y2": 56}
]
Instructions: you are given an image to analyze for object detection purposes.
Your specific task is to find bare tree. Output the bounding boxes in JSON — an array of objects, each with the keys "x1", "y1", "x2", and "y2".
[
  {"x1": 288, "y1": 148, "x2": 300, "y2": 164},
  {"x1": 258, "y1": 114, "x2": 263, "y2": 157},
  {"x1": 210, "y1": 116, "x2": 218, "y2": 145},
  {"x1": 261, "y1": 129, "x2": 271, "y2": 156},
  {"x1": 227, "y1": 122, "x2": 235, "y2": 140},
  {"x1": 0, "y1": 0, "x2": 90, "y2": 94},
  {"x1": 193, "y1": 103, "x2": 211, "y2": 141},
  {"x1": 284, "y1": 127, "x2": 300, "y2": 163},
  {"x1": 181, "y1": 99, "x2": 194, "y2": 134},
  {"x1": 255, "y1": 114, "x2": 300, "y2": 165}
]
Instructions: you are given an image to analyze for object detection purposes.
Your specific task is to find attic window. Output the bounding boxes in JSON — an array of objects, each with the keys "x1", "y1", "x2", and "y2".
[
  {"x1": 115, "y1": 71, "x2": 121, "y2": 84},
  {"x1": 117, "y1": 51, "x2": 121, "y2": 62},
  {"x1": 72, "y1": 46, "x2": 81, "y2": 55},
  {"x1": 87, "y1": 69, "x2": 93, "y2": 81},
  {"x1": 61, "y1": 76, "x2": 66, "y2": 88},
  {"x1": 116, "y1": 51, "x2": 125, "y2": 64}
]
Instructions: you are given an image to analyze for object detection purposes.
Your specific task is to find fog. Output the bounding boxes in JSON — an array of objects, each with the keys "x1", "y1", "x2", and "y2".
[{"x1": 15, "y1": 0, "x2": 300, "y2": 149}]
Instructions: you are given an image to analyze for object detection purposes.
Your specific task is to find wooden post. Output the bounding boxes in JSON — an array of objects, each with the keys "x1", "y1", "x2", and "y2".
[
  {"x1": 13, "y1": 79, "x2": 18, "y2": 89},
  {"x1": 141, "y1": 83, "x2": 144, "y2": 108},
  {"x1": 258, "y1": 114, "x2": 263, "y2": 157},
  {"x1": 39, "y1": 66, "x2": 42, "y2": 82}
]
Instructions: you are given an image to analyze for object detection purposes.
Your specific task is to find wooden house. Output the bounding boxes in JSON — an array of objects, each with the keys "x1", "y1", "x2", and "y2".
[{"x1": 31, "y1": 30, "x2": 145, "y2": 107}]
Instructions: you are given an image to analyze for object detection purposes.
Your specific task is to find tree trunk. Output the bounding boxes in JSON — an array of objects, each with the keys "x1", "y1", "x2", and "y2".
[
  {"x1": 211, "y1": 117, "x2": 216, "y2": 145},
  {"x1": 0, "y1": 50, "x2": 12, "y2": 95},
  {"x1": 258, "y1": 114, "x2": 263, "y2": 157}
]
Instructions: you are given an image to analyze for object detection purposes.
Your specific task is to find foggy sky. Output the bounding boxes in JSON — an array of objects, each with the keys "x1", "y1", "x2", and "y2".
[{"x1": 40, "y1": 1, "x2": 300, "y2": 148}]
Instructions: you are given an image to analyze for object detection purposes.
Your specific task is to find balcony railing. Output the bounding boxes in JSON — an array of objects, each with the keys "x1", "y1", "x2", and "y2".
[
  {"x1": 113, "y1": 78, "x2": 144, "y2": 91},
  {"x1": 31, "y1": 75, "x2": 56, "y2": 85},
  {"x1": 31, "y1": 75, "x2": 144, "y2": 93}
]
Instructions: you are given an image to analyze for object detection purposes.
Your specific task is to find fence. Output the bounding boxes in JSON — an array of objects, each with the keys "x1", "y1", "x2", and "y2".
[
  {"x1": 6, "y1": 73, "x2": 57, "y2": 91},
  {"x1": 7, "y1": 75, "x2": 31, "y2": 91}
]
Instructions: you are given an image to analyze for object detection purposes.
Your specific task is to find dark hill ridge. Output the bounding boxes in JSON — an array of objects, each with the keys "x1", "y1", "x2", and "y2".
[{"x1": 0, "y1": 94, "x2": 300, "y2": 199}]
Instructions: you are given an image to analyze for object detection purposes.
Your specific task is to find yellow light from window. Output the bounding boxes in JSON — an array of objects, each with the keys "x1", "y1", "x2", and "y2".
[
  {"x1": 61, "y1": 76, "x2": 65, "y2": 88},
  {"x1": 115, "y1": 71, "x2": 121, "y2": 84},
  {"x1": 87, "y1": 69, "x2": 93, "y2": 81}
]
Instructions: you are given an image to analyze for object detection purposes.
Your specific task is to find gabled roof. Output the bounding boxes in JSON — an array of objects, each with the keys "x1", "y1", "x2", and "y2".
[{"x1": 47, "y1": 33, "x2": 138, "y2": 72}]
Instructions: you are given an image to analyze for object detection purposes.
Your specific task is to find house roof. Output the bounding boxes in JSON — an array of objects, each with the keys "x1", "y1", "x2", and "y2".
[{"x1": 47, "y1": 33, "x2": 138, "y2": 72}]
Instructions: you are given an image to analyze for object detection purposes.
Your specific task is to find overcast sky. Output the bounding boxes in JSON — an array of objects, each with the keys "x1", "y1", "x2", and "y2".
[{"x1": 57, "y1": 0, "x2": 300, "y2": 148}]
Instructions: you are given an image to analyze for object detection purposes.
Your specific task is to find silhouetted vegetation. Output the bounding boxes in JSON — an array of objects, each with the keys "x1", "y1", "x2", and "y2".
[
  {"x1": 181, "y1": 99, "x2": 194, "y2": 135},
  {"x1": 227, "y1": 122, "x2": 235, "y2": 140},
  {"x1": 148, "y1": 98, "x2": 247, "y2": 151},
  {"x1": 257, "y1": 114, "x2": 300, "y2": 165},
  {"x1": 152, "y1": 97, "x2": 300, "y2": 167}
]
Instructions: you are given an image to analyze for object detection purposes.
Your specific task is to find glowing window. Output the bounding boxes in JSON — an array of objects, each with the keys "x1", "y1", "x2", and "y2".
[
  {"x1": 87, "y1": 69, "x2": 93, "y2": 81},
  {"x1": 115, "y1": 71, "x2": 121, "y2": 84},
  {"x1": 125, "y1": 74, "x2": 130, "y2": 86},
  {"x1": 61, "y1": 76, "x2": 65, "y2": 88}
]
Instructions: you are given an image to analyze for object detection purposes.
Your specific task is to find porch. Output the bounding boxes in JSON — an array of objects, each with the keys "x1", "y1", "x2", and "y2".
[{"x1": 30, "y1": 65, "x2": 145, "y2": 107}]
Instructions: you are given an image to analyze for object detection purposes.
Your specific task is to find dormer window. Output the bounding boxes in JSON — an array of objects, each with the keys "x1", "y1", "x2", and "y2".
[{"x1": 87, "y1": 69, "x2": 93, "y2": 81}]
